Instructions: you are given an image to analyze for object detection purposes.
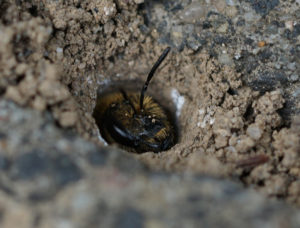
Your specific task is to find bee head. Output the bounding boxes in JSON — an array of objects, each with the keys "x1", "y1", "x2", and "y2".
[
  {"x1": 94, "y1": 47, "x2": 174, "y2": 153},
  {"x1": 104, "y1": 93, "x2": 173, "y2": 152}
]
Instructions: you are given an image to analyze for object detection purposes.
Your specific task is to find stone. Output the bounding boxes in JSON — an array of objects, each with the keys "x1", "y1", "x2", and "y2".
[{"x1": 0, "y1": 100, "x2": 300, "y2": 227}]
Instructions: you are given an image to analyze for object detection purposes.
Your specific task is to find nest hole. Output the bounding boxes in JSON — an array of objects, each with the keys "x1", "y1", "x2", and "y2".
[{"x1": 92, "y1": 80, "x2": 180, "y2": 154}]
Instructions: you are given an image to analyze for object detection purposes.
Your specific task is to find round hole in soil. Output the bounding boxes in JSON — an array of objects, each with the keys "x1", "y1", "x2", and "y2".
[{"x1": 93, "y1": 80, "x2": 180, "y2": 154}]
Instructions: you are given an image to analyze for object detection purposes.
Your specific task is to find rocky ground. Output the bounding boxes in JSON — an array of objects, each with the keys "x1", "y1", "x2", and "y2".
[{"x1": 0, "y1": 0, "x2": 299, "y2": 227}]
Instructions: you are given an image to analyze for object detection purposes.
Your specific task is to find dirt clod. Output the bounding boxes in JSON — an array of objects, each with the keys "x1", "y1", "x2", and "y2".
[{"x1": 0, "y1": 0, "x2": 299, "y2": 213}]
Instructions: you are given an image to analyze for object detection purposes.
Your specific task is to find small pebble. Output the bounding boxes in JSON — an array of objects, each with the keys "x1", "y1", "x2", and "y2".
[
  {"x1": 246, "y1": 125, "x2": 262, "y2": 140},
  {"x1": 218, "y1": 53, "x2": 234, "y2": 66},
  {"x1": 287, "y1": 62, "x2": 296, "y2": 71},
  {"x1": 285, "y1": 21, "x2": 294, "y2": 30},
  {"x1": 226, "y1": 0, "x2": 237, "y2": 6},
  {"x1": 217, "y1": 23, "x2": 229, "y2": 33},
  {"x1": 56, "y1": 47, "x2": 63, "y2": 53},
  {"x1": 289, "y1": 74, "x2": 299, "y2": 82},
  {"x1": 258, "y1": 41, "x2": 266, "y2": 47}
]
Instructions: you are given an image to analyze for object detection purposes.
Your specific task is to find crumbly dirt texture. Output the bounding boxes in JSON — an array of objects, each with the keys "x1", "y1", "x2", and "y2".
[
  {"x1": 0, "y1": 0, "x2": 299, "y2": 212},
  {"x1": 1, "y1": 100, "x2": 300, "y2": 227}
]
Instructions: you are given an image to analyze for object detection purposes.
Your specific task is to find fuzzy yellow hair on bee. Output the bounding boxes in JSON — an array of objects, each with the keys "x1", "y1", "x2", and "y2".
[{"x1": 93, "y1": 47, "x2": 176, "y2": 153}]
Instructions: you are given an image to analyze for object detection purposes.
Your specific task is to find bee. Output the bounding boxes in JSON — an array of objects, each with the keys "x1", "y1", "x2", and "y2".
[{"x1": 93, "y1": 47, "x2": 176, "y2": 153}]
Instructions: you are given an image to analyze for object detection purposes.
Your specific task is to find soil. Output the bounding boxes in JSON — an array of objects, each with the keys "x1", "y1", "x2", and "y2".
[{"x1": 0, "y1": 0, "x2": 299, "y2": 208}]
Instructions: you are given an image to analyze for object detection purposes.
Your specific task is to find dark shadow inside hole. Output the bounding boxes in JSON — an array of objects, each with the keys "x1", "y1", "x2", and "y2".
[
  {"x1": 108, "y1": 56, "x2": 115, "y2": 63},
  {"x1": 93, "y1": 81, "x2": 179, "y2": 153},
  {"x1": 28, "y1": 5, "x2": 38, "y2": 17},
  {"x1": 243, "y1": 104, "x2": 254, "y2": 121},
  {"x1": 0, "y1": 87, "x2": 6, "y2": 96},
  {"x1": 227, "y1": 87, "x2": 238, "y2": 95}
]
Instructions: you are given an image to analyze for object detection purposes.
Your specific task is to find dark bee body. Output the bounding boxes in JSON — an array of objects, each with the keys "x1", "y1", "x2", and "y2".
[
  {"x1": 93, "y1": 91, "x2": 175, "y2": 153},
  {"x1": 93, "y1": 47, "x2": 176, "y2": 153}
]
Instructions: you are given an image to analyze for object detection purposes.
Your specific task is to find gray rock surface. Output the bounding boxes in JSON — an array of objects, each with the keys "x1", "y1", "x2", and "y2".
[
  {"x1": 0, "y1": 0, "x2": 300, "y2": 226},
  {"x1": 0, "y1": 99, "x2": 300, "y2": 228},
  {"x1": 143, "y1": 0, "x2": 300, "y2": 120}
]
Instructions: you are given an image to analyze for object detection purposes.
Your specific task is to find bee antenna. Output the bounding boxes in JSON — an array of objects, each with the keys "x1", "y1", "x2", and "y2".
[{"x1": 139, "y1": 47, "x2": 171, "y2": 110}]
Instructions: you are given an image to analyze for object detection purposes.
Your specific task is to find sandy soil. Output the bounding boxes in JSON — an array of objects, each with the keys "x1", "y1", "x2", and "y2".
[{"x1": 0, "y1": 0, "x2": 299, "y2": 206}]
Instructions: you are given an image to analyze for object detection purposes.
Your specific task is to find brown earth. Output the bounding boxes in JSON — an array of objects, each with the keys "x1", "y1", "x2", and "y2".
[{"x1": 0, "y1": 0, "x2": 299, "y2": 207}]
